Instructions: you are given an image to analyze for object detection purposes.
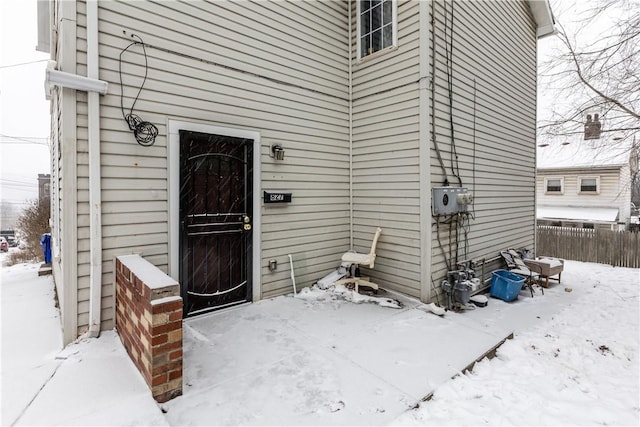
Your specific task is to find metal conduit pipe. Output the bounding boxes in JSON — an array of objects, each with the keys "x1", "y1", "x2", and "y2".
[{"x1": 87, "y1": 0, "x2": 103, "y2": 338}]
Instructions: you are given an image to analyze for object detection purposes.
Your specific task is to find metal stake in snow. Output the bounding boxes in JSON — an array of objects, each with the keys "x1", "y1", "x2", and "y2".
[{"x1": 288, "y1": 254, "x2": 297, "y2": 295}]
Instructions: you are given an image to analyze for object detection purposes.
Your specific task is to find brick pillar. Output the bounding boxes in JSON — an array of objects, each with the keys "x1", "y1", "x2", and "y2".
[{"x1": 115, "y1": 254, "x2": 183, "y2": 403}]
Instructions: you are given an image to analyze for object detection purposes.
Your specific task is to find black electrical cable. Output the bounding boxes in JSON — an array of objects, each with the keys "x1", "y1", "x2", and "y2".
[
  {"x1": 472, "y1": 79, "x2": 477, "y2": 217},
  {"x1": 443, "y1": 1, "x2": 462, "y2": 187},
  {"x1": 448, "y1": 217, "x2": 453, "y2": 268},
  {"x1": 118, "y1": 34, "x2": 158, "y2": 146},
  {"x1": 431, "y1": 275, "x2": 444, "y2": 307},
  {"x1": 454, "y1": 213, "x2": 460, "y2": 266},
  {"x1": 430, "y1": 1, "x2": 449, "y2": 186},
  {"x1": 435, "y1": 216, "x2": 451, "y2": 271}
]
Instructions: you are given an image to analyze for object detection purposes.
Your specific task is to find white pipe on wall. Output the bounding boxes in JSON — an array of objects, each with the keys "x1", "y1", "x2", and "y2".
[{"x1": 87, "y1": 0, "x2": 102, "y2": 338}]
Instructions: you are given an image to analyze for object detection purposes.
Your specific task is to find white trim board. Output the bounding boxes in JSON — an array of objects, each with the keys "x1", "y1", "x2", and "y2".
[{"x1": 167, "y1": 120, "x2": 262, "y2": 303}]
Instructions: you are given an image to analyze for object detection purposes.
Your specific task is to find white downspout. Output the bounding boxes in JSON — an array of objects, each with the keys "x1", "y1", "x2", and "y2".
[
  {"x1": 87, "y1": 0, "x2": 102, "y2": 338},
  {"x1": 348, "y1": 0, "x2": 354, "y2": 249}
]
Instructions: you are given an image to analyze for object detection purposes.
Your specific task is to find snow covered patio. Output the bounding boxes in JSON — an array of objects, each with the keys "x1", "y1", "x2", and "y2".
[{"x1": 2, "y1": 258, "x2": 638, "y2": 426}]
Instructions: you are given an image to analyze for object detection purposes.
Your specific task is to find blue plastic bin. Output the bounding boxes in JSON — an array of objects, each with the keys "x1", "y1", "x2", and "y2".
[
  {"x1": 40, "y1": 233, "x2": 52, "y2": 264},
  {"x1": 490, "y1": 269, "x2": 525, "y2": 302}
]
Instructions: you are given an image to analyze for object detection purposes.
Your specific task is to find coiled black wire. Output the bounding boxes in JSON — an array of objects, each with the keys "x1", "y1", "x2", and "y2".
[{"x1": 118, "y1": 34, "x2": 158, "y2": 146}]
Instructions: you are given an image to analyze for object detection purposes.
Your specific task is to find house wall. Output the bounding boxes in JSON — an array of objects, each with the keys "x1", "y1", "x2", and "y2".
[
  {"x1": 57, "y1": 0, "x2": 543, "y2": 338},
  {"x1": 620, "y1": 164, "x2": 632, "y2": 221},
  {"x1": 537, "y1": 166, "x2": 630, "y2": 222},
  {"x1": 50, "y1": 0, "x2": 80, "y2": 344},
  {"x1": 70, "y1": 0, "x2": 351, "y2": 334},
  {"x1": 429, "y1": 0, "x2": 538, "y2": 291},
  {"x1": 350, "y1": 0, "x2": 423, "y2": 298}
]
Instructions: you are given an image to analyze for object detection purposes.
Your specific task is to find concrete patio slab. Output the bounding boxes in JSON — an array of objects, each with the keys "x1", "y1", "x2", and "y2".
[{"x1": 160, "y1": 284, "x2": 572, "y2": 425}]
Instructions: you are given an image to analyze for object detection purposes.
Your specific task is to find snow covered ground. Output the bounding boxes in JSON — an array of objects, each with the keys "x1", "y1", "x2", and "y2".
[
  {"x1": 1, "y1": 256, "x2": 638, "y2": 426},
  {"x1": 395, "y1": 261, "x2": 640, "y2": 426}
]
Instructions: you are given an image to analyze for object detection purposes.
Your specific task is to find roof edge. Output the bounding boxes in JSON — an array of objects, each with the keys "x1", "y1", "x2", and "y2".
[
  {"x1": 528, "y1": 0, "x2": 556, "y2": 39},
  {"x1": 537, "y1": 164, "x2": 626, "y2": 172}
]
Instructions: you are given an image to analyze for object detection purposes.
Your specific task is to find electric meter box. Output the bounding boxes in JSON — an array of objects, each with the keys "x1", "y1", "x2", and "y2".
[{"x1": 432, "y1": 187, "x2": 471, "y2": 215}]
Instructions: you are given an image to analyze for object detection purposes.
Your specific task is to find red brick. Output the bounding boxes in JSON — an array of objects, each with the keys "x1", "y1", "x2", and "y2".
[
  {"x1": 133, "y1": 275, "x2": 142, "y2": 291},
  {"x1": 153, "y1": 359, "x2": 182, "y2": 376},
  {"x1": 168, "y1": 369, "x2": 182, "y2": 381},
  {"x1": 154, "y1": 339, "x2": 182, "y2": 354},
  {"x1": 169, "y1": 349, "x2": 182, "y2": 361},
  {"x1": 152, "y1": 299, "x2": 182, "y2": 314},
  {"x1": 152, "y1": 333, "x2": 168, "y2": 346},
  {"x1": 151, "y1": 321, "x2": 181, "y2": 335},
  {"x1": 152, "y1": 373, "x2": 167, "y2": 387},
  {"x1": 151, "y1": 303, "x2": 166, "y2": 315},
  {"x1": 169, "y1": 310, "x2": 183, "y2": 321},
  {"x1": 166, "y1": 299, "x2": 183, "y2": 311}
]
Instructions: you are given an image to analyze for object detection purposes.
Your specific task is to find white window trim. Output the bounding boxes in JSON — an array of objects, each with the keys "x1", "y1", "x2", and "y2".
[
  {"x1": 578, "y1": 176, "x2": 600, "y2": 194},
  {"x1": 356, "y1": 0, "x2": 398, "y2": 63},
  {"x1": 544, "y1": 176, "x2": 564, "y2": 194}
]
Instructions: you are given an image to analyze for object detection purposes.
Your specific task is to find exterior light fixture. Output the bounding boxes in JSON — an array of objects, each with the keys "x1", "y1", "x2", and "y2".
[{"x1": 270, "y1": 144, "x2": 285, "y2": 160}]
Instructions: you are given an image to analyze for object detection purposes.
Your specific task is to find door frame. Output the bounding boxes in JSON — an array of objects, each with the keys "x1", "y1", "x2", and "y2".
[{"x1": 168, "y1": 120, "x2": 261, "y2": 303}]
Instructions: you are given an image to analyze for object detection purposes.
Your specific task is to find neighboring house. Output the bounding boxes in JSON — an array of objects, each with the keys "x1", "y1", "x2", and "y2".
[
  {"x1": 38, "y1": 173, "x2": 51, "y2": 205},
  {"x1": 536, "y1": 134, "x2": 637, "y2": 230},
  {"x1": 41, "y1": 0, "x2": 554, "y2": 344}
]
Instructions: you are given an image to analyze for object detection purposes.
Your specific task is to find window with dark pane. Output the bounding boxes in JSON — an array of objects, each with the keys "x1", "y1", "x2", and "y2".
[
  {"x1": 580, "y1": 178, "x2": 598, "y2": 192},
  {"x1": 359, "y1": 0, "x2": 395, "y2": 58},
  {"x1": 546, "y1": 179, "x2": 562, "y2": 193}
]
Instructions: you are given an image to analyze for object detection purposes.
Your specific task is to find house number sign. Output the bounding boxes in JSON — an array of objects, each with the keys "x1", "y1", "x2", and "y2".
[{"x1": 263, "y1": 191, "x2": 292, "y2": 204}]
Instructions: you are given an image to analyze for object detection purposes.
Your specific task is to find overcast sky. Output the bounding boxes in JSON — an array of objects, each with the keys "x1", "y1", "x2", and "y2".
[{"x1": 0, "y1": 0, "x2": 50, "y2": 206}]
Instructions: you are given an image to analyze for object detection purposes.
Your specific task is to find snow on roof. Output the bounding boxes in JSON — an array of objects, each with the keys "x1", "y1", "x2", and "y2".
[
  {"x1": 537, "y1": 205, "x2": 619, "y2": 222},
  {"x1": 537, "y1": 136, "x2": 632, "y2": 170}
]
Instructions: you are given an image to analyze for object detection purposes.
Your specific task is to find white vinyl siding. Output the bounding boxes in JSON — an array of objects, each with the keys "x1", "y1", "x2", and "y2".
[
  {"x1": 50, "y1": 0, "x2": 80, "y2": 344},
  {"x1": 55, "y1": 0, "x2": 545, "y2": 335},
  {"x1": 429, "y1": 1, "x2": 538, "y2": 289},
  {"x1": 537, "y1": 166, "x2": 631, "y2": 223},
  {"x1": 351, "y1": 0, "x2": 422, "y2": 298},
  {"x1": 71, "y1": 0, "x2": 352, "y2": 329}
]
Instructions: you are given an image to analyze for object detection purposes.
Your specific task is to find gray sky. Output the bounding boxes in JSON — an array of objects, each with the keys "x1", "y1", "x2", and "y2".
[{"x1": 0, "y1": 0, "x2": 50, "y2": 206}]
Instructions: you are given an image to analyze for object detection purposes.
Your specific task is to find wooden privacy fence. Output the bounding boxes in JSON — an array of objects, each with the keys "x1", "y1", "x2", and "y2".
[{"x1": 537, "y1": 226, "x2": 640, "y2": 268}]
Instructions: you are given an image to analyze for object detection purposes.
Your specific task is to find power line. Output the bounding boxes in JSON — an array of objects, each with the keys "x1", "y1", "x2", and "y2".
[
  {"x1": 0, "y1": 134, "x2": 49, "y2": 146},
  {"x1": 0, "y1": 59, "x2": 48, "y2": 69},
  {"x1": 0, "y1": 140, "x2": 50, "y2": 146},
  {"x1": 0, "y1": 134, "x2": 48, "y2": 140},
  {"x1": 0, "y1": 178, "x2": 38, "y2": 185}
]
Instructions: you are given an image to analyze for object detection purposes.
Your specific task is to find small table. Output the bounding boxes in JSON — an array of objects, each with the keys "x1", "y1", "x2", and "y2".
[{"x1": 523, "y1": 258, "x2": 564, "y2": 288}]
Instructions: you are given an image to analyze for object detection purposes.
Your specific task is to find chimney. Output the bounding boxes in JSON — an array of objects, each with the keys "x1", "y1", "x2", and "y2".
[{"x1": 584, "y1": 113, "x2": 602, "y2": 140}]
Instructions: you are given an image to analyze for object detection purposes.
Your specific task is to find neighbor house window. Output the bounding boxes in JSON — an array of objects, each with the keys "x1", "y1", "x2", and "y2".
[
  {"x1": 357, "y1": 0, "x2": 397, "y2": 60},
  {"x1": 579, "y1": 176, "x2": 599, "y2": 194},
  {"x1": 545, "y1": 177, "x2": 564, "y2": 194}
]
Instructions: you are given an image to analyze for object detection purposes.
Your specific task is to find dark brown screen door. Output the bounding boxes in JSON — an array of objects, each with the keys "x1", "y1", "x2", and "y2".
[{"x1": 179, "y1": 131, "x2": 253, "y2": 317}]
